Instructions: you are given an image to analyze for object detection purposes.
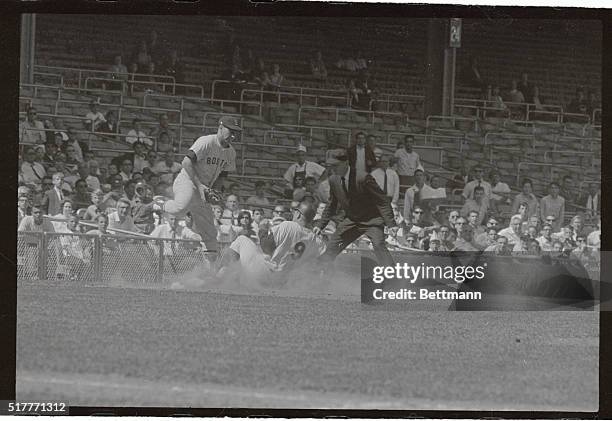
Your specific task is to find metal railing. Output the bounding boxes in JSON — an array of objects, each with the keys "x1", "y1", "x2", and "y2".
[
  {"x1": 241, "y1": 88, "x2": 349, "y2": 108},
  {"x1": 18, "y1": 231, "x2": 209, "y2": 284},
  {"x1": 263, "y1": 129, "x2": 309, "y2": 146},
  {"x1": 298, "y1": 105, "x2": 404, "y2": 126},
  {"x1": 275, "y1": 123, "x2": 352, "y2": 146},
  {"x1": 484, "y1": 132, "x2": 535, "y2": 152},
  {"x1": 516, "y1": 162, "x2": 583, "y2": 186},
  {"x1": 241, "y1": 158, "x2": 294, "y2": 176}
]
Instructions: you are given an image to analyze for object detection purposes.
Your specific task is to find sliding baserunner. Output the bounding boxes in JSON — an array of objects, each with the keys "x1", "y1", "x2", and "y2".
[{"x1": 153, "y1": 116, "x2": 241, "y2": 254}]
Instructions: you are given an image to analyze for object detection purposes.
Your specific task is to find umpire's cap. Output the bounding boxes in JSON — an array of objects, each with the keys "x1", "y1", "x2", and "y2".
[{"x1": 219, "y1": 116, "x2": 242, "y2": 132}]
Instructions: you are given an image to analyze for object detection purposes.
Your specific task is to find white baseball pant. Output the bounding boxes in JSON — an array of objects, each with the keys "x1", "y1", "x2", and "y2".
[{"x1": 163, "y1": 171, "x2": 218, "y2": 252}]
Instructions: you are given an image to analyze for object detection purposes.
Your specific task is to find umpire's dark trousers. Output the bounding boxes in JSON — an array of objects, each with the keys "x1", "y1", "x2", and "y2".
[{"x1": 321, "y1": 218, "x2": 394, "y2": 266}]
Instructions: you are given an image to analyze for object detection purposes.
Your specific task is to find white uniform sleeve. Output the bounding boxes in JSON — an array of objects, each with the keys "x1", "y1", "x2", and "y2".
[
  {"x1": 283, "y1": 165, "x2": 295, "y2": 184},
  {"x1": 189, "y1": 137, "x2": 210, "y2": 162}
]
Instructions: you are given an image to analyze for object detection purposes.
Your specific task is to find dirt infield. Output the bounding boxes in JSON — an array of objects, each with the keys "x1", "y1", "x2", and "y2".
[{"x1": 16, "y1": 284, "x2": 598, "y2": 410}]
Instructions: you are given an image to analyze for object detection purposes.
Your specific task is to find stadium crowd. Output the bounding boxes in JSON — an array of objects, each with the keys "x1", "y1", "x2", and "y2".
[{"x1": 17, "y1": 103, "x2": 601, "y2": 272}]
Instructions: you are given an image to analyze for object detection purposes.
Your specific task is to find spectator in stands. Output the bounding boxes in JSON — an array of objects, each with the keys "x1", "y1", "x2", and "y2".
[
  {"x1": 460, "y1": 56, "x2": 486, "y2": 91},
  {"x1": 403, "y1": 169, "x2": 436, "y2": 221},
  {"x1": 474, "y1": 218, "x2": 499, "y2": 249},
  {"x1": 222, "y1": 194, "x2": 240, "y2": 226},
  {"x1": 83, "y1": 189, "x2": 104, "y2": 221},
  {"x1": 64, "y1": 144, "x2": 81, "y2": 168},
  {"x1": 147, "y1": 30, "x2": 164, "y2": 65},
  {"x1": 97, "y1": 110, "x2": 118, "y2": 136},
  {"x1": 394, "y1": 135, "x2": 423, "y2": 186},
  {"x1": 530, "y1": 85, "x2": 545, "y2": 111},
  {"x1": 582, "y1": 183, "x2": 600, "y2": 218},
  {"x1": 489, "y1": 169, "x2": 511, "y2": 208},
  {"x1": 163, "y1": 49, "x2": 185, "y2": 86},
  {"x1": 271, "y1": 205, "x2": 286, "y2": 225},
  {"x1": 462, "y1": 165, "x2": 492, "y2": 203},
  {"x1": 453, "y1": 217, "x2": 478, "y2": 251},
  {"x1": 246, "y1": 181, "x2": 272, "y2": 217},
  {"x1": 559, "y1": 174, "x2": 577, "y2": 212},
  {"x1": 20, "y1": 107, "x2": 45, "y2": 145},
  {"x1": 310, "y1": 51, "x2": 328, "y2": 81},
  {"x1": 122, "y1": 179, "x2": 138, "y2": 205},
  {"x1": 366, "y1": 134, "x2": 377, "y2": 150},
  {"x1": 131, "y1": 184, "x2": 155, "y2": 233},
  {"x1": 150, "y1": 114, "x2": 175, "y2": 152},
  {"x1": 269, "y1": 64, "x2": 284, "y2": 89},
  {"x1": 371, "y1": 148, "x2": 400, "y2": 206},
  {"x1": 461, "y1": 185, "x2": 488, "y2": 226},
  {"x1": 353, "y1": 72, "x2": 373, "y2": 110},
  {"x1": 85, "y1": 213, "x2": 111, "y2": 237},
  {"x1": 508, "y1": 80, "x2": 525, "y2": 103},
  {"x1": 84, "y1": 160, "x2": 101, "y2": 192},
  {"x1": 17, "y1": 195, "x2": 29, "y2": 226},
  {"x1": 566, "y1": 215, "x2": 586, "y2": 244},
  {"x1": 131, "y1": 141, "x2": 150, "y2": 174},
  {"x1": 586, "y1": 216, "x2": 600, "y2": 251},
  {"x1": 150, "y1": 213, "x2": 201, "y2": 242},
  {"x1": 125, "y1": 118, "x2": 153, "y2": 147},
  {"x1": 536, "y1": 224, "x2": 554, "y2": 252},
  {"x1": 487, "y1": 85, "x2": 507, "y2": 113},
  {"x1": 252, "y1": 58, "x2": 268, "y2": 86},
  {"x1": 336, "y1": 56, "x2": 358, "y2": 73},
  {"x1": 119, "y1": 159, "x2": 133, "y2": 182},
  {"x1": 43, "y1": 119, "x2": 56, "y2": 144},
  {"x1": 72, "y1": 179, "x2": 92, "y2": 211},
  {"x1": 84, "y1": 99, "x2": 106, "y2": 132},
  {"x1": 18, "y1": 203, "x2": 55, "y2": 233},
  {"x1": 21, "y1": 146, "x2": 46, "y2": 189},
  {"x1": 107, "y1": 198, "x2": 140, "y2": 233},
  {"x1": 355, "y1": 51, "x2": 368, "y2": 71},
  {"x1": 135, "y1": 40, "x2": 151, "y2": 68},
  {"x1": 511, "y1": 178, "x2": 539, "y2": 219},
  {"x1": 109, "y1": 55, "x2": 128, "y2": 91},
  {"x1": 153, "y1": 152, "x2": 181, "y2": 185},
  {"x1": 586, "y1": 90, "x2": 599, "y2": 118},
  {"x1": 517, "y1": 72, "x2": 534, "y2": 102},
  {"x1": 567, "y1": 87, "x2": 588, "y2": 114},
  {"x1": 498, "y1": 214, "x2": 523, "y2": 252},
  {"x1": 283, "y1": 145, "x2": 326, "y2": 195},
  {"x1": 540, "y1": 182, "x2": 565, "y2": 231}
]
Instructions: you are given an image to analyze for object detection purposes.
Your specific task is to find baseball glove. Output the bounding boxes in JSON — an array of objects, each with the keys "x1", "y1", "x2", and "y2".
[{"x1": 203, "y1": 187, "x2": 224, "y2": 205}]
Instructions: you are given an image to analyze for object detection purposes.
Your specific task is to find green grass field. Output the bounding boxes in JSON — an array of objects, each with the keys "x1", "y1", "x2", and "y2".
[{"x1": 16, "y1": 282, "x2": 598, "y2": 410}]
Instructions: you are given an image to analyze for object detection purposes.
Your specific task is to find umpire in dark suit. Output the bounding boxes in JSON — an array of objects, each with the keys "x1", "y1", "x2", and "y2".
[{"x1": 313, "y1": 149, "x2": 397, "y2": 266}]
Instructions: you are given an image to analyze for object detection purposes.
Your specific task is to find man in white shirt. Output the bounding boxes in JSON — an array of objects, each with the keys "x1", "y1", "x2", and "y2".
[
  {"x1": 119, "y1": 159, "x2": 133, "y2": 182},
  {"x1": 85, "y1": 160, "x2": 101, "y2": 192},
  {"x1": 497, "y1": 214, "x2": 523, "y2": 251},
  {"x1": 20, "y1": 147, "x2": 47, "y2": 188},
  {"x1": 402, "y1": 169, "x2": 436, "y2": 221},
  {"x1": 371, "y1": 148, "x2": 400, "y2": 206},
  {"x1": 222, "y1": 194, "x2": 240, "y2": 226},
  {"x1": 84, "y1": 100, "x2": 107, "y2": 132},
  {"x1": 394, "y1": 135, "x2": 423, "y2": 186},
  {"x1": 283, "y1": 145, "x2": 325, "y2": 191},
  {"x1": 126, "y1": 118, "x2": 153, "y2": 147},
  {"x1": 150, "y1": 213, "x2": 202, "y2": 255},
  {"x1": 132, "y1": 141, "x2": 150, "y2": 174},
  {"x1": 153, "y1": 152, "x2": 182, "y2": 184},
  {"x1": 108, "y1": 198, "x2": 141, "y2": 233},
  {"x1": 19, "y1": 107, "x2": 45, "y2": 145},
  {"x1": 462, "y1": 165, "x2": 492, "y2": 202}
]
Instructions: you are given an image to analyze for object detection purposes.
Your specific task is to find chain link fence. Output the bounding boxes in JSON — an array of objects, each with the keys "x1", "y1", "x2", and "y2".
[{"x1": 18, "y1": 231, "x2": 213, "y2": 284}]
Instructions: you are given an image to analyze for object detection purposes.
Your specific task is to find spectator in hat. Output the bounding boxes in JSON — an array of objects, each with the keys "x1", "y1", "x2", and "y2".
[
  {"x1": 84, "y1": 99, "x2": 107, "y2": 132},
  {"x1": 19, "y1": 106, "x2": 45, "y2": 145},
  {"x1": 126, "y1": 118, "x2": 153, "y2": 147},
  {"x1": 283, "y1": 145, "x2": 326, "y2": 194}
]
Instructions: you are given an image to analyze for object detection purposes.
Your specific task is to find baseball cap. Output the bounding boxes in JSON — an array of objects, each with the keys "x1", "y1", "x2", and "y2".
[
  {"x1": 296, "y1": 145, "x2": 307, "y2": 153},
  {"x1": 219, "y1": 116, "x2": 242, "y2": 132}
]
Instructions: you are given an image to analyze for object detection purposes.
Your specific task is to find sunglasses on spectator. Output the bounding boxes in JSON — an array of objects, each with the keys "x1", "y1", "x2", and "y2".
[
  {"x1": 413, "y1": 210, "x2": 423, "y2": 214},
  {"x1": 456, "y1": 222, "x2": 466, "y2": 225},
  {"x1": 440, "y1": 229, "x2": 449, "y2": 233},
  {"x1": 405, "y1": 238, "x2": 415, "y2": 242},
  {"x1": 546, "y1": 218, "x2": 556, "y2": 221}
]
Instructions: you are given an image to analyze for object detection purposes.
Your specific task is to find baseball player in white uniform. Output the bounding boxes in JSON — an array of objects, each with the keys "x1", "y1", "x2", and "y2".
[{"x1": 153, "y1": 116, "x2": 240, "y2": 254}]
